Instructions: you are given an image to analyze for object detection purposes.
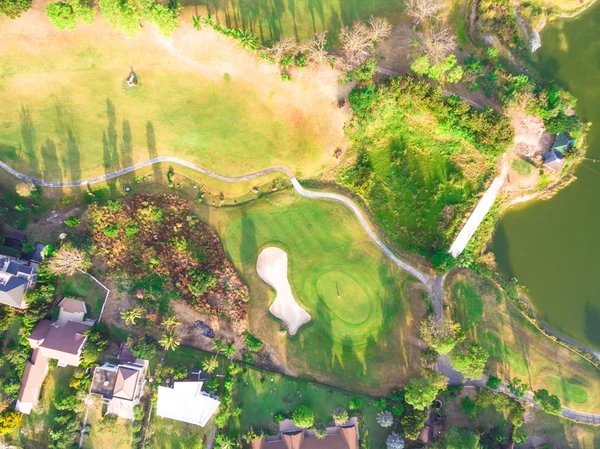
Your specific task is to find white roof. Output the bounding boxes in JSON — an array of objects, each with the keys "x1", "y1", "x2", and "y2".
[{"x1": 156, "y1": 381, "x2": 220, "y2": 427}]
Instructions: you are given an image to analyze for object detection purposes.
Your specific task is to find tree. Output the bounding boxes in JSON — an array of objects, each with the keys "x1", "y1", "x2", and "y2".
[
  {"x1": 486, "y1": 375, "x2": 502, "y2": 389},
  {"x1": 47, "y1": 245, "x2": 90, "y2": 276},
  {"x1": 267, "y1": 37, "x2": 298, "y2": 64},
  {"x1": 534, "y1": 389, "x2": 562, "y2": 416},
  {"x1": 202, "y1": 357, "x2": 219, "y2": 374},
  {"x1": 303, "y1": 32, "x2": 331, "y2": 66},
  {"x1": 419, "y1": 316, "x2": 463, "y2": 355},
  {"x1": 404, "y1": 0, "x2": 444, "y2": 29},
  {"x1": 507, "y1": 377, "x2": 526, "y2": 398},
  {"x1": 430, "y1": 426, "x2": 481, "y2": 449},
  {"x1": 65, "y1": 216, "x2": 81, "y2": 227},
  {"x1": 332, "y1": 408, "x2": 349, "y2": 426},
  {"x1": 450, "y1": 343, "x2": 488, "y2": 380},
  {"x1": 121, "y1": 307, "x2": 143, "y2": 326},
  {"x1": 162, "y1": 315, "x2": 180, "y2": 330},
  {"x1": 386, "y1": 432, "x2": 405, "y2": 449},
  {"x1": 15, "y1": 182, "x2": 36, "y2": 198},
  {"x1": 405, "y1": 369, "x2": 448, "y2": 410},
  {"x1": 0, "y1": 411, "x2": 21, "y2": 435},
  {"x1": 46, "y1": 2, "x2": 76, "y2": 30},
  {"x1": 314, "y1": 423, "x2": 327, "y2": 439},
  {"x1": 339, "y1": 18, "x2": 391, "y2": 69},
  {"x1": 159, "y1": 331, "x2": 181, "y2": 351},
  {"x1": 401, "y1": 404, "x2": 429, "y2": 439},
  {"x1": 0, "y1": 0, "x2": 31, "y2": 18},
  {"x1": 431, "y1": 251, "x2": 457, "y2": 273},
  {"x1": 376, "y1": 410, "x2": 393, "y2": 428},
  {"x1": 461, "y1": 396, "x2": 476, "y2": 418},
  {"x1": 352, "y1": 57, "x2": 378, "y2": 82},
  {"x1": 420, "y1": 24, "x2": 456, "y2": 64},
  {"x1": 292, "y1": 405, "x2": 314, "y2": 428}
]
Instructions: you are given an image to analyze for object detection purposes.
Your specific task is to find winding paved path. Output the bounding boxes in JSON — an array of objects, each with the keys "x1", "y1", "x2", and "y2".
[{"x1": 0, "y1": 157, "x2": 433, "y2": 289}]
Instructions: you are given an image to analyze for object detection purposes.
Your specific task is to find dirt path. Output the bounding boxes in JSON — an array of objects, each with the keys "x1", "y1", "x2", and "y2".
[{"x1": 0, "y1": 157, "x2": 433, "y2": 289}]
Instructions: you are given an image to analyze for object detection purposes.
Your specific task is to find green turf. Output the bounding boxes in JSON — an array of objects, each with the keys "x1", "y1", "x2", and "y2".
[
  {"x1": 511, "y1": 159, "x2": 533, "y2": 175},
  {"x1": 196, "y1": 191, "x2": 423, "y2": 394},
  {"x1": 58, "y1": 273, "x2": 106, "y2": 319},
  {"x1": 547, "y1": 376, "x2": 589, "y2": 404},
  {"x1": 451, "y1": 282, "x2": 484, "y2": 329}
]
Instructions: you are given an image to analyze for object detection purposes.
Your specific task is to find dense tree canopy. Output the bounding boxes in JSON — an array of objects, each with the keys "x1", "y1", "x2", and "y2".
[
  {"x1": 419, "y1": 316, "x2": 464, "y2": 355},
  {"x1": 405, "y1": 369, "x2": 448, "y2": 410},
  {"x1": 534, "y1": 389, "x2": 562, "y2": 416},
  {"x1": 450, "y1": 343, "x2": 488, "y2": 380},
  {"x1": 0, "y1": 0, "x2": 31, "y2": 18}
]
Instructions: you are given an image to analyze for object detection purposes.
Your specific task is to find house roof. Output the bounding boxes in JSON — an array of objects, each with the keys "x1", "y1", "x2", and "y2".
[
  {"x1": 17, "y1": 349, "x2": 49, "y2": 404},
  {"x1": 5, "y1": 260, "x2": 35, "y2": 276},
  {"x1": 38, "y1": 321, "x2": 90, "y2": 365},
  {"x1": 59, "y1": 298, "x2": 87, "y2": 314},
  {"x1": 113, "y1": 367, "x2": 140, "y2": 400},
  {"x1": 28, "y1": 319, "x2": 52, "y2": 343},
  {"x1": 0, "y1": 275, "x2": 27, "y2": 308},
  {"x1": 156, "y1": 381, "x2": 220, "y2": 427},
  {"x1": 543, "y1": 149, "x2": 566, "y2": 171},
  {"x1": 552, "y1": 132, "x2": 575, "y2": 152},
  {"x1": 90, "y1": 364, "x2": 118, "y2": 399},
  {"x1": 339, "y1": 425, "x2": 358, "y2": 449}
]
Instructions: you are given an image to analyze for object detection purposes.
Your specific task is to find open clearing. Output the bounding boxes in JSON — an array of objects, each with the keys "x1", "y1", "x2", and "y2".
[
  {"x1": 257, "y1": 247, "x2": 311, "y2": 335},
  {"x1": 194, "y1": 191, "x2": 426, "y2": 394},
  {"x1": 446, "y1": 270, "x2": 600, "y2": 412},
  {"x1": 0, "y1": 1, "x2": 346, "y2": 182}
]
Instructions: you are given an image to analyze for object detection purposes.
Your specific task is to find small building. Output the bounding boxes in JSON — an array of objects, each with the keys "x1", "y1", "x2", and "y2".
[
  {"x1": 156, "y1": 381, "x2": 220, "y2": 427},
  {"x1": 0, "y1": 254, "x2": 38, "y2": 309},
  {"x1": 16, "y1": 299, "x2": 91, "y2": 414},
  {"x1": 90, "y1": 359, "x2": 149, "y2": 420},
  {"x1": 251, "y1": 418, "x2": 359, "y2": 449},
  {"x1": 543, "y1": 132, "x2": 576, "y2": 172},
  {"x1": 55, "y1": 298, "x2": 87, "y2": 327}
]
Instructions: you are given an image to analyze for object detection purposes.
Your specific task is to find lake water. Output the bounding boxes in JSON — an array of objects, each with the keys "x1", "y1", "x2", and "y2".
[{"x1": 491, "y1": 3, "x2": 600, "y2": 350}]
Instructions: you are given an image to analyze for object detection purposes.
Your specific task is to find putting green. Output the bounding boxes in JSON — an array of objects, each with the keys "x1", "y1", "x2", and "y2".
[
  {"x1": 315, "y1": 270, "x2": 372, "y2": 325},
  {"x1": 199, "y1": 191, "x2": 422, "y2": 393}
]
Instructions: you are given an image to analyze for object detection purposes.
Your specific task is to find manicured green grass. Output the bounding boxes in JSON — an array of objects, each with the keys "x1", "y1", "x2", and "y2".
[
  {"x1": 451, "y1": 282, "x2": 484, "y2": 329},
  {"x1": 511, "y1": 158, "x2": 533, "y2": 175},
  {"x1": 446, "y1": 271, "x2": 600, "y2": 413},
  {"x1": 58, "y1": 273, "x2": 106, "y2": 319},
  {"x1": 234, "y1": 365, "x2": 389, "y2": 449},
  {"x1": 83, "y1": 403, "x2": 133, "y2": 449},
  {"x1": 194, "y1": 191, "x2": 425, "y2": 394}
]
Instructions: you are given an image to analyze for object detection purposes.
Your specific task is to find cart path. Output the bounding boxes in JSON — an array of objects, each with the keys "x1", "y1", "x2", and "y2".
[{"x1": 0, "y1": 157, "x2": 433, "y2": 289}]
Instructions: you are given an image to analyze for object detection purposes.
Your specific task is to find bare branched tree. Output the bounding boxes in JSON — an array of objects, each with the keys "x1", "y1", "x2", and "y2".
[
  {"x1": 303, "y1": 31, "x2": 332, "y2": 66},
  {"x1": 48, "y1": 246, "x2": 90, "y2": 276},
  {"x1": 267, "y1": 37, "x2": 298, "y2": 62},
  {"x1": 404, "y1": 0, "x2": 445, "y2": 29},
  {"x1": 369, "y1": 16, "x2": 393, "y2": 43},
  {"x1": 420, "y1": 23, "x2": 456, "y2": 64}
]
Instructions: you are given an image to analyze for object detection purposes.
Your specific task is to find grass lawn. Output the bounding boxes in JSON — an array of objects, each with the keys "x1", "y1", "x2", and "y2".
[
  {"x1": 0, "y1": 8, "x2": 345, "y2": 183},
  {"x1": 511, "y1": 158, "x2": 533, "y2": 175},
  {"x1": 16, "y1": 366, "x2": 76, "y2": 448},
  {"x1": 523, "y1": 407, "x2": 600, "y2": 449},
  {"x1": 152, "y1": 414, "x2": 213, "y2": 449},
  {"x1": 194, "y1": 191, "x2": 426, "y2": 394},
  {"x1": 83, "y1": 401, "x2": 133, "y2": 449},
  {"x1": 447, "y1": 270, "x2": 600, "y2": 413},
  {"x1": 233, "y1": 365, "x2": 390, "y2": 449},
  {"x1": 58, "y1": 272, "x2": 107, "y2": 320}
]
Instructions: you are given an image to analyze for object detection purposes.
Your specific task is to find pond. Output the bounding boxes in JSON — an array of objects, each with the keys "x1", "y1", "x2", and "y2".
[{"x1": 491, "y1": 2, "x2": 600, "y2": 350}]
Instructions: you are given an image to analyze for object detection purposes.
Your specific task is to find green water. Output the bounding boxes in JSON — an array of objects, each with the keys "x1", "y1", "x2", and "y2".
[{"x1": 491, "y1": 3, "x2": 600, "y2": 350}]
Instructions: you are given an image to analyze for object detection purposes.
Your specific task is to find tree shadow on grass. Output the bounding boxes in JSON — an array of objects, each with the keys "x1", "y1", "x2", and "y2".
[
  {"x1": 19, "y1": 104, "x2": 41, "y2": 178},
  {"x1": 41, "y1": 138, "x2": 63, "y2": 195},
  {"x1": 106, "y1": 98, "x2": 119, "y2": 171},
  {"x1": 146, "y1": 121, "x2": 162, "y2": 183}
]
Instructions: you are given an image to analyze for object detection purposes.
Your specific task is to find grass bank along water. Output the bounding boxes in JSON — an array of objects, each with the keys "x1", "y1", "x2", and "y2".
[{"x1": 491, "y1": 2, "x2": 600, "y2": 351}]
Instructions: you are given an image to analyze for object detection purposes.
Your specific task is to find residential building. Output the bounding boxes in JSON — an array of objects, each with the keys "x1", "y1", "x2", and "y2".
[
  {"x1": 15, "y1": 299, "x2": 91, "y2": 414},
  {"x1": 543, "y1": 132, "x2": 576, "y2": 171},
  {"x1": 89, "y1": 358, "x2": 149, "y2": 420},
  {"x1": 251, "y1": 419, "x2": 359, "y2": 449},
  {"x1": 156, "y1": 380, "x2": 220, "y2": 427},
  {"x1": 0, "y1": 254, "x2": 38, "y2": 309}
]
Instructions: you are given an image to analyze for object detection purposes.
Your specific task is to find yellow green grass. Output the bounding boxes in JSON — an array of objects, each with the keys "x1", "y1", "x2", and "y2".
[
  {"x1": 58, "y1": 273, "x2": 107, "y2": 319},
  {"x1": 83, "y1": 402, "x2": 133, "y2": 449},
  {"x1": 193, "y1": 190, "x2": 426, "y2": 394},
  {"x1": 447, "y1": 270, "x2": 600, "y2": 413}
]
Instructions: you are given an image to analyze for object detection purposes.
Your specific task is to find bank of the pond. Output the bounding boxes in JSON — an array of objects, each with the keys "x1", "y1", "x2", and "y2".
[{"x1": 492, "y1": 1, "x2": 600, "y2": 350}]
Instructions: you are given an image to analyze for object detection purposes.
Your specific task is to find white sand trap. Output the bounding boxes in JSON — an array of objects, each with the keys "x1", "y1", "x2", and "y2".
[{"x1": 256, "y1": 247, "x2": 311, "y2": 335}]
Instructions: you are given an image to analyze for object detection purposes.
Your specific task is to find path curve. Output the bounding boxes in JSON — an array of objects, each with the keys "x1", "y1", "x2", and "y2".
[{"x1": 0, "y1": 157, "x2": 433, "y2": 289}]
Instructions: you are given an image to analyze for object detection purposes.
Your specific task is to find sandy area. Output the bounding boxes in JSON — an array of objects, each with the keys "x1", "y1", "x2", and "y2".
[{"x1": 256, "y1": 247, "x2": 311, "y2": 336}]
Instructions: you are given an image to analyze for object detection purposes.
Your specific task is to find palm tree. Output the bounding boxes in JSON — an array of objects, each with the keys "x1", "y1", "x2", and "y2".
[
  {"x1": 121, "y1": 307, "x2": 143, "y2": 326},
  {"x1": 332, "y1": 408, "x2": 349, "y2": 426},
  {"x1": 238, "y1": 30, "x2": 259, "y2": 51},
  {"x1": 192, "y1": 15, "x2": 201, "y2": 30},
  {"x1": 159, "y1": 331, "x2": 181, "y2": 351},
  {"x1": 202, "y1": 357, "x2": 219, "y2": 374},
  {"x1": 162, "y1": 315, "x2": 180, "y2": 330},
  {"x1": 212, "y1": 338, "x2": 225, "y2": 354}
]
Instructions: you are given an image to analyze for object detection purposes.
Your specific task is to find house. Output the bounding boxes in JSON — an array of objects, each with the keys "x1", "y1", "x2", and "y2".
[
  {"x1": 251, "y1": 419, "x2": 359, "y2": 449},
  {"x1": 156, "y1": 381, "x2": 220, "y2": 427},
  {"x1": 15, "y1": 299, "x2": 91, "y2": 414},
  {"x1": 56, "y1": 298, "x2": 87, "y2": 326},
  {"x1": 0, "y1": 254, "x2": 38, "y2": 309},
  {"x1": 89, "y1": 358, "x2": 148, "y2": 420},
  {"x1": 543, "y1": 132, "x2": 576, "y2": 171}
]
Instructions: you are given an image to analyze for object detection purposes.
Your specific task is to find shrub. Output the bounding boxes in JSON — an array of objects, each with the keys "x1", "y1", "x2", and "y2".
[
  {"x1": 125, "y1": 224, "x2": 138, "y2": 237},
  {"x1": 431, "y1": 251, "x2": 457, "y2": 274},
  {"x1": 386, "y1": 432, "x2": 404, "y2": 449},
  {"x1": 188, "y1": 269, "x2": 217, "y2": 296},
  {"x1": 65, "y1": 216, "x2": 81, "y2": 227},
  {"x1": 349, "y1": 397, "x2": 361, "y2": 410},
  {"x1": 243, "y1": 331, "x2": 263, "y2": 352},
  {"x1": 292, "y1": 405, "x2": 314, "y2": 428},
  {"x1": 352, "y1": 57, "x2": 378, "y2": 82},
  {"x1": 461, "y1": 396, "x2": 476, "y2": 418},
  {"x1": 376, "y1": 410, "x2": 393, "y2": 428},
  {"x1": 273, "y1": 412, "x2": 285, "y2": 423},
  {"x1": 314, "y1": 423, "x2": 327, "y2": 439},
  {"x1": 486, "y1": 375, "x2": 502, "y2": 389},
  {"x1": 107, "y1": 199, "x2": 122, "y2": 211},
  {"x1": 0, "y1": 411, "x2": 21, "y2": 435},
  {"x1": 103, "y1": 223, "x2": 119, "y2": 237},
  {"x1": 0, "y1": 0, "x2": 31, "y2": 18}
]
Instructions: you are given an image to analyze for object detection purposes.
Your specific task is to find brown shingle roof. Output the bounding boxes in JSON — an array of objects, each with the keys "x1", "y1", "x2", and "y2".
[
  {"x1": 59, "y1": 298, "x2": 87, "y2": 314},
  {"x1": 38, "y1": 321, "x2": 89, "y2": 365},
  {"x1": 28, "y1": 320, "x2": 52, "y2": 344},
  {"x1": 113, "y1": 367, "x2": 139, "y2": 400},
  {"x1": 17, "y1": 349, "x2": 49, "y2": 404}
]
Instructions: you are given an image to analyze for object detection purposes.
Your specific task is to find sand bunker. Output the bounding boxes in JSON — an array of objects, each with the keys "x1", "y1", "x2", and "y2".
[{"x1": 256, "y1": 247, "x2": 311, "y2": 335}]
